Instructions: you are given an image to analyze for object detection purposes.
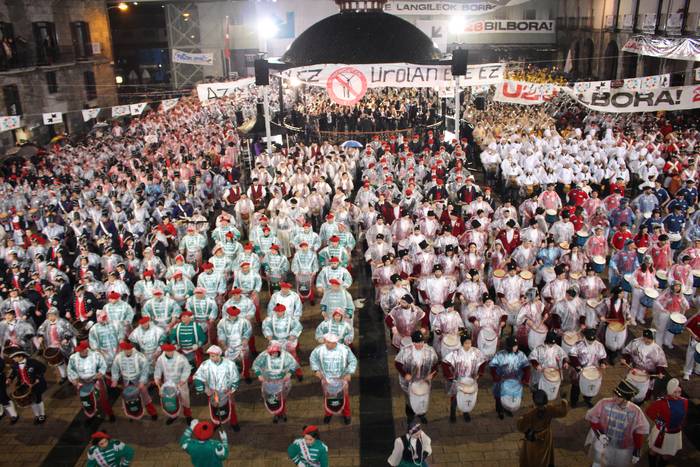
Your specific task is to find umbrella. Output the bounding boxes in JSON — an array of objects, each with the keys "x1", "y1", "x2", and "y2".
[
  {"x1": 50, "y1": 134, "x2": 66, "y2": 144},
  {"x1": 341, "y1": 140, "x2": 363, "y2": 149}
]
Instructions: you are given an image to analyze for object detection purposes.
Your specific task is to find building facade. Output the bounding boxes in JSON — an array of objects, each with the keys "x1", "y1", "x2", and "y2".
[{"x1": 0, "y1": 0, "x2": 117, "y2": 152}]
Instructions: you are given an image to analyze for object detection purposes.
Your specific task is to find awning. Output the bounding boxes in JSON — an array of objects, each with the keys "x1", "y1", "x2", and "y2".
[{"x1": 622, "y1": 35, "x2": 700, "y2": 61}]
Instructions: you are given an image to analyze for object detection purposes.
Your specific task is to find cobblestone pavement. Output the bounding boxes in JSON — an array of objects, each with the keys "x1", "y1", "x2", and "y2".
[{"x1": 1, "y1": 281, "x2": 699, "y2": 466}]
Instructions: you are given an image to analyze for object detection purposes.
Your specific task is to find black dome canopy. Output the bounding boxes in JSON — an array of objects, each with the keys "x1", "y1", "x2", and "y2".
[{"x1": 281, "y1": 8, "x2": 441, "y2": 66}]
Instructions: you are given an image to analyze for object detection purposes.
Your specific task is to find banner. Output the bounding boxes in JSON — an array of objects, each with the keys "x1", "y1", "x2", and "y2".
[
  {"x1": 42, "y1": 112, "x2": 63, "y2": 125},
  {"x1": 383, "y1": 0, "x2": 530, "y2": 16},
  {"x1": 0, "y1": 116, "x2": 20, "y2": 132},
  {"x1": 82, "y1": 108, "x2": 100, "y2": 122},
  {"x1": 160, "y1": 98, "x2": 179, "y2": 112},
  {"x1": 130, "y1": 102, "x2": 147, "y2": 116},
  {"x1": 622, "y1": 35, "x2": 700, "y2": 61},
  {"x1": 112, "y1": 105, "x2": 130, "y2": 118},
  {"x1": 172, "y1": 49, "x2": 214, "y2": 66},
  {"x1": 277, "y1": 63, "x2": 505, "y2": 89},
  {"x1": 493, "y1": 80, "x2": 559, "y2": 105},
  {"x1": 461, "y1": 20, "x2": 554, "y2": 34},
  {"x1": 196, "y1": 78, "x2": 255, "y2": 102},
  {"x1": 564, "y1": 85, "x2": 700, "y2": 113},
  {"x1": 622, "y1": 73, "x2": 670, "y2": 91}
]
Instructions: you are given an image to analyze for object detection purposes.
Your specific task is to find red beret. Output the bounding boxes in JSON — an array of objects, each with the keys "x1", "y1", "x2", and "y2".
[
  {"x1": 329, "y1": 278, "x2": 341, "y2": 285},
  {"x1": 329, "y1": 236, "x2": 340, "y2": 243},
  {"x1": 200, "y1": 262, "x2": 213, "y2": 271},
  {"x1": 75, "y1": 341, "x2": 89, "y2": 352},
  {"x1": 161, "y1": 343, "x2": 176, "y2": 352},
  {"x1": 90, "y1": 431, "x2": 111, "y2": 440},
  {"x1": 138, "y1": 316, "x2": 150, "y2": 325},
  {"x1": 226, "y1": 307, "x2": 240, "y2": 317},
  {"x1": 329, "y1": 257, "x2": 340, "y2": 264},
  {"x1": 274, "y1": 303, "x2": 286, "y2": 312},
  {"x1": 108, "y1": 291, "x2": 120, "y2": 300},
  {"x1": 180, "y1": 310, "x2": 193, "y2": 318},
  {"x1": 143, "y1": 270, "x2": 154, "y2": 278},
  {"x1": 279, "y1": 282, "x2": 292, "y2": 289},
  {"x1": 231, "y1": 287, "x2": 242, "y2": 294},
  {"x1": 303, "y1": 425, "x2": 319, "y2": 435},
  {"x1": 118, "y1": 341, "x2": 133, "y2": 350},
  {"x1": 193, "y1": 421, "x2": 215, "y2": 441}
]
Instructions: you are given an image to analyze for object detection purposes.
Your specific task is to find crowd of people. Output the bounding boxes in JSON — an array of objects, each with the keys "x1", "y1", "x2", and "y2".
[{"x1": 0, "y1": 81, "x2": 696, "y2": 467}]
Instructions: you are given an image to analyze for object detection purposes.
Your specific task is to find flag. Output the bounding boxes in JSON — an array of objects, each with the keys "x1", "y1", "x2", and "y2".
[
  {"x1": 0, "y1": 116, "x2": 20, "y2": 132},
  {"x1": 82, "y1": 108, "x2": 101, "y2": 122},
  {"x1": 112, "y1": 105, "x2": 130, "y2": 117},
  {"x1": 130, "y1": 102, "x2": 147, "y2": 116},
  {"x1": 623, "y1": 78, "x2": 641, "y2": 90},
  {"x1": 160, "y1": 98, "x2": 179, "y2": 112},
  {"x1": 42, "y1": 112, "x2": 63, "y2": 125}
]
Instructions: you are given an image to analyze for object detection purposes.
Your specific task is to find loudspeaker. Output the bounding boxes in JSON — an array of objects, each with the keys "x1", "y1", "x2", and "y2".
[
  {"x1": 452, "y1": 49, "x2": 468, "y2": 76},
  {"x1": 474, "y1": 96, "x2": 485, "y2": 111},
  {"x1": 254, "y1": 59, "x2": 269, "y2": 86}
]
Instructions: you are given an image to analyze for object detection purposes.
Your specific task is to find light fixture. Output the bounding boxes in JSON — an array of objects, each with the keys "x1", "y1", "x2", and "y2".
[
  {"x1": 448, "y1": 16, "x2": 465, "y2": 34},
  {"x1": 117, "y1": 2, "x2": 129, "y2": 11},
  {"x1": 257, "y1": 17, "x2": 279, "y2": 39},
  {"x1": 132, "y1": 1, "x2": 138, "y2": 5},
  {"x1": 182, "y1": 12, "x2": 191, "y2": 17},
  {"x1": 190, "y1": 35, "x2": 195, "y2": 39},
  {"x1": 115, "y1": 75, "x2": 124, "y2": 84}
]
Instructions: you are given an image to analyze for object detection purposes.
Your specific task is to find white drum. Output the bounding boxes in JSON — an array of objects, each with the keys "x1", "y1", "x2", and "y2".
[
  {"x1": 455, "y1": 377, "x2": 478, "y2": 413},
  {"x1": 580, "y1": 366, "x2": 602, "y2": 398},
  {"x1": 538, "y1": 368, "x2": 561, "y2": 401},
  {"x1": 409, "y1": 380, "x2": 431, "y2": 415},
  {"x1": 440, "y1": 334, "x2": 461, "y2": 359},
  {"x1": 604, "y1": 322, "x2": 627, "y2": 351},
  {"x1": 527, "y1": 325, "x2": 547, "y2": 351},
  {"x1": 500, "y1": 378, "x2": 523, "y2": 412},
  {"x1": 625, "y1": 369, "x2": 650, "y2": 404},
  {"x1": 477, "y1": 327, "x2": 499, "y2": 359},
  {"x1": 561, "y1": 331, "x2": 580, "y2": 355},
  {"x1": 429, "y1": 304, "x2": 444, "y2": 328},
  {"x1": 400, "y1": 336, "x2": 413, "y2": 348},
  {"x1": 541, "y1": 267, "x2": 556, "y2": 284}
]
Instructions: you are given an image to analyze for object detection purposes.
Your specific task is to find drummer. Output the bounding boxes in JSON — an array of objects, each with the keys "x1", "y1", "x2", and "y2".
[
  {"x1": 515, "y1": 288, "x2": 547, "y2": 353},
  {"x1": 584, "y1": 380, "x2": 649, "y2": 466},
  {"x1": 394, "y1": 330, "x2": 439, "y2": 424},
  {"x1": 489, "y1": 336, "x2": 530, "y2": 419},
  {"x1": 652, "y1": 281, "x2": 690, "y2": 349},
  {"x1": 110, "y1": 341, "x2": 158, "y2": 421},
  {"x1": 386, "y1": 294, "x2": 426, "y2": 350},
  {"x1": 153, "y1": 343, "x2": 193, "y2": 425},
  {"x1": 0, "y1": 352, "x2": 19, "y2": 424},
  {"x1": 36, "y1": 307, "x2": 77, "y2": 384},
  {"x1": 628, "y1": 261, "x2": 658, "y2": 325},
  {"x1": 67, "y1": 340, "x2": 114, "y2": 422},
  {"x1": 529, "y1": 331, "x2": 568, "y2": 399},
  {"x1": 568, "y1": 328, "x2": 608, "y2": 408},
  {"x1": 598, "y1": 286, "x2": 632, "y2": 364},
  {"x1": 251, "y1": 342, "x2": 299, "y2": 423},
  {"x1": 0, "y1": 309, "x2": 36, "y2": 354},
  {"x1": 6, "y1": 348, "x2": 47, "y2": 425},
  {"x1": 682, "y1": 309, "x2": 700, "y2": 380},
  {"x1": 441, "y1": 330, "x2": 485, "y2": 423},
  {"x1": 193, "y1": 345, "x2": 241, "y2": 432},
  {"x1": 621, "y1": 329, "x2": 668, "y2": 401}
]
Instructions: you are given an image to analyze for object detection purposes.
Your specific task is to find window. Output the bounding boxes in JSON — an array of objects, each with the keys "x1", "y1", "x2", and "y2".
[
  {"x1": 70, "y1": 21, "x2": 92, "y2": 59},
  {"x1": 524, "y1": 9, "x2": 537, "y2": 20},
  {"x1": 84, "y1": 70, "x2": 96, "y2": 100},
  {"x1": 32, "y1": 22, "x2": 58, "y2": 65},
  {"x1": 46, "y1": 71, "x2": 58, "y2": 93},
  {"x1": 3, "y1": 84, "x2": 21, "y2": 115}
]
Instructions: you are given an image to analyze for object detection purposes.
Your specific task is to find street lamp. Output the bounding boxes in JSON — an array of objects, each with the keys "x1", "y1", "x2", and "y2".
[{"x1": 108, "y1": 2, "x2": 129, "y2": 11}]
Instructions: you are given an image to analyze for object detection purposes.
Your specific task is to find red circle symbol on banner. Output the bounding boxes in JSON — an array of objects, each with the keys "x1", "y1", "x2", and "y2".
[{"x1": 326, "y1": 66, "x2": 368, "y2": 106}]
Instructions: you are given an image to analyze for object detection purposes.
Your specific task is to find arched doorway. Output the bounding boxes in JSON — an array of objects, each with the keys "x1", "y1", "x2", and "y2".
[
  {"x1": 601, "y1": 41, "x2": 618, "y2": 80},
  {"x1": 581, "y1": 38, "x2": 594, "y2": 78},
  {"x1": 567, "y1": 41, "x2": 580, "y2": 76},
  {"x1": 621, "y1": 51, "x2": 638, "y2": 79}
]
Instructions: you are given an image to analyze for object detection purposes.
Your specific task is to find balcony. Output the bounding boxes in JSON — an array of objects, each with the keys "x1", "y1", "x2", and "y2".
[
  {"x1": 0, "y1": 44, "x2": 104, "y2": 74},
  {"x1": 635, "y1": 13, "x2": 657, "y2": 34},
  {"x1": 621, "y1": 14, "x2": 635, "y2": 31},
  {"x1": 580, "y1": 16, "x2": 592, "y2": 30},
  {"x1": 567, "y1": 16, "x2": 578, "y2": 30},
  {"x1": 604, "y1": 15, "x2": 615, "y2": 30}
]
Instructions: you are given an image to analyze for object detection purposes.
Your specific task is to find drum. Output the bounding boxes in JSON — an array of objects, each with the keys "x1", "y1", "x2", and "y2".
[
  {"x1": 561, "y1": 332, "x2": 580, "y2": 355},
  {"x1": 209, "y1": 390, "x2": 232, "y2": 424},
  {"x1": 477, "y1": 327, "x2": 498, "y2": 359},
  {"x1": 569, "y1": 272, "x2": 582, "y2": 281},
  {"x1": 538, "y1": 368, "x2": 561, "y2": 401},
  {"x1": 637, "y1": 247, "x2": 648, "y2": 264},
  {"x1": 580, "y1": 367, "x2": 602, "y2": 398},
  {"x1": 625, "y1": 369, "x2": 650, "y2": 404},
  {"x1": 640, "y1": 288, "x2": 659, "y2": 308},
  {"x1": 622, "y1": 274, "x2": 633, "y2": 293},
  {"x1": 545, "y1": 209, "x2": 558, "y2": 224},
  {"x1": 667, "y1": 313, "x2": 687, "y2": 335},
  {"x1": 79, "y1": 381, "x2": 98, "y2": 417},
  {"x1": 592, "y1": 256, "x2": 605, "y2": 273},
  {"x1": 160, "y1": 384, "x2": 180, "y2": 417},
  {"x1": 296, "y1": 273, "x2": 314, "y2": 300},
  {"x1": 11, "y1": 384, "x2": 32, "y2": 408},
  {"x1": 440, "y1": 334, "x2": 461, "y2": 358},
  {"x1": 559, "y1": 242, "x2": 570, "y2": 251},
  {"x1": 261, "y1": 379, "x2": 285, "y2": 415},
  {"x1": 656, "y1": 271, "x2": 668, "y2": 289},
  {"x1": 575, "y1": 230, "x2": 589, "y2": 247},
  {"x1": 42, "y1": 347, "x2": 64, "y2": 366},
  {"x1": 605, "y1": 322, "x2": 627, "y2": 351},
  {"x1": 122, "y1": 384, "x2": 144, "y2": 420},
  {"x1": 693, "y1": 270, "x2": 700, "y2": 288},
  {"x1": 669, "y1": 233, "x2": 682, "y2": 250},
  {"x1": 323, "y1": 378, "x2": 346, "y2": 415},
  {"x1": 409, "y1": 380, "x2": 431, "y2": 415},
  {"x1": 519, "y1": 270, "x2": 533, "y2": 281},
  {"x1": 527, "y1": 325, "x2": 547, "y2": 351},
  {"x1": 455, "y1": 377, "x2": 478, "y2": 413},
  {"x1": 500, "y1": 378, "x2": 523, "y2": 412}
]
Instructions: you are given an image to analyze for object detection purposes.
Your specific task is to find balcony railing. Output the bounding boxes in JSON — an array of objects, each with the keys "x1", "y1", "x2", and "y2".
[{"x1": 0, "y1": 44, "x2": 103, "y2": 72}]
